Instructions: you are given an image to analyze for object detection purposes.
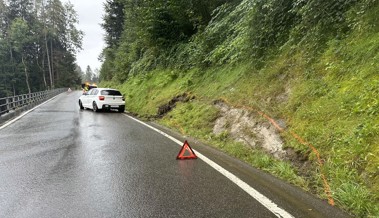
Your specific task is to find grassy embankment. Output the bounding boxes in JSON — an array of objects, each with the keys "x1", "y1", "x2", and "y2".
[
  {"x1": 100, "y1": 2, "x2": 379, "y2": 217},
  {"x1": 101, "y1": 35, "x2": 379, "y2": 217}
]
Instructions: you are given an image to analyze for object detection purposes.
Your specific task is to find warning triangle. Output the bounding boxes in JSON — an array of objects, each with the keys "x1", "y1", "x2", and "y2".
[{"x1": 176, "y1": 140, "x2": 197, "y2": 160}]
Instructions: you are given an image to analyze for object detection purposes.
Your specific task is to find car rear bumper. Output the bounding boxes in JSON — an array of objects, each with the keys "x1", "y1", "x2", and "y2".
[{"x1": 101, "y1": 104, "x2": 125, "y2": 110}]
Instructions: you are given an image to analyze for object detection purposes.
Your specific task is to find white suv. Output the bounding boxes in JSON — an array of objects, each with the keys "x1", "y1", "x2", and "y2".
[{"x1": 79, "y1": 88, "x2": 125, "y2": 112}]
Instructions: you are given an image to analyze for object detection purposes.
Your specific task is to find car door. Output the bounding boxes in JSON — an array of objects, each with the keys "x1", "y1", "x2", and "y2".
[
  {"x1": 83, "y1": 89, "x2": 93, "y2": 107},
  {"x1": 90, "y1": 89, "x2": 99, "y2": 109},
  {"x1": 88, "y1": 89, "x2": 98, "y2": 108}
]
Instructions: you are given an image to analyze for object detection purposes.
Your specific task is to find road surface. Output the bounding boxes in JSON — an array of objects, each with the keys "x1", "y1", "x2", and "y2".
[{"x1": 0, "y1": 91, "x2": 350, "y2": 218}]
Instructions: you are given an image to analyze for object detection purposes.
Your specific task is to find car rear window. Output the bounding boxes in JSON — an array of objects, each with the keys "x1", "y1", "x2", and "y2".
[{"x1": 101, "y1": 90, "x2": 122, "y2": 96}]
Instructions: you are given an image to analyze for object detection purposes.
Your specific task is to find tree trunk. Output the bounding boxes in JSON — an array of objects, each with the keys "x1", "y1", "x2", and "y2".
[
  {"x1": 45, "y1": 33, "x2": 53, "y2": 89},
  {"x1": 50, "y1": 39, "x2": 54, "y2": 88},
  {"x1": 42, "y1": 0, "x2": 52, "y2": 90},
  {"x1": 21, "y1": 55, "x2": 31, "y2": 94},
  {"x1": 9, "y1": 45, "x2": 16, "y2": 95},
  {"x1": 42, "y1": 54, "x2": 47, "y2": 89},
  {"x1": 37, "y1": 48, "x2": 47, "y2": 89}
]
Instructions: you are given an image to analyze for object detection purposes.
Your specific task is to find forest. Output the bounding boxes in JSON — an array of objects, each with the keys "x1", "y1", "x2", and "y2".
[
  {"x1": 100, "y1": 0, "x2": 360, "y2": 81},
  {"x1": 100, "y1": 0, "x2": 379, "y2": 217},
  {"x1": 0, "y1": 0, "x2": 83, "y2": 98}
]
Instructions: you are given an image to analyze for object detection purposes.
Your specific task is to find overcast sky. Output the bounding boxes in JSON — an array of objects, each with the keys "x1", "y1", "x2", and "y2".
[{"x1": 64, "y1": 0, "x2": 106, "y2": 73}]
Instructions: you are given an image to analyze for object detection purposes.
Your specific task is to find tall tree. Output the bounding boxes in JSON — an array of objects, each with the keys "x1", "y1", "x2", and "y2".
[
  {"x1": 7, "y1": 0, "x2": 34, "y2": 22},
  {"x1": 0, "y1": 0, "x2": 8, "y2": 38},
  {"x1": 63, "y1": 2, "x2": 83, "y2": 53},
  {"x1": 9, "y1": 18, "x2": 32, "y2": 93},
  {"x1": 0, "y1": 0, "x2": 11, "y2": 96},
  {"x1": 84, "y1": 65, "x2": 93, "y2": 82},
  {"x1": 7, "y1": 0, "x2": 36, "y2": 94},
  {"x1": 100, "y1": 0, "x2": 232, "y2": 81},
  {"x1": 45, "y1": 0, "x2": 64, "y2": 87},
  {"x1": 102, "y1": 0, "x2": 125, "y2": 48},
  {"x1": 0, "y1": 0, "x2": 83, "y2": 96},
  {"x1": 92, "y1": 68, "x2": 99, "y2": 84}
]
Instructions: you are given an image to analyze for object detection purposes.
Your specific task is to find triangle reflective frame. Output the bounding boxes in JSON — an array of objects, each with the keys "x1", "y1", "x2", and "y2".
[{"x1": 176, "y1": 140, "x2": 197, "y2": 160}]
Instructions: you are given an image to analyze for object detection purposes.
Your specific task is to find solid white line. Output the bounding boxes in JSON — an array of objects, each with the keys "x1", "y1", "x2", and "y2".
[
  {"x1": 124, "y1": 114, "x2": 295, "y2": 218},
  {"x1": 0, "y1": 95, "x2": 60, "y2": 130}
]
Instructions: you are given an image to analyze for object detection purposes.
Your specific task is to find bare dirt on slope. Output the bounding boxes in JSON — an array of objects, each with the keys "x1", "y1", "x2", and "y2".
[{"x1": 213, "y1": 101, "x2": 288, "y2": 159}]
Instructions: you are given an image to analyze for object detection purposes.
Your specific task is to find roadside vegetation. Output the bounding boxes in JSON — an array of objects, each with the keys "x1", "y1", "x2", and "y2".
[
  {"x1": 100, "y1": 0, "x2": 379, "y2": 216},
  {"x1": 0, "y1": 0, "x2": 84, "y2": 97}
]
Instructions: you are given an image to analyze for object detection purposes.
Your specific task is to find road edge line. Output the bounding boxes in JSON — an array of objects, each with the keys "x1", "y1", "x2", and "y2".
[{"x1": 123, "y1": 114, "x2": 294, "y2": 218}]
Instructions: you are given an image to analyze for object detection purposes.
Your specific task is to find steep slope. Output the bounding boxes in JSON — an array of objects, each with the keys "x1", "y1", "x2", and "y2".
[{"x1": 100, "y1": 0, "x2": 379, "y2": 216}]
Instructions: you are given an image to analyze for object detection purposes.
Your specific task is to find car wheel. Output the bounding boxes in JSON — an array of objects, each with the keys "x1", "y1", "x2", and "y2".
[
  {"x1": 93, "y1": 102, "x2": 99, "y2": 112},
  {"x1": 79, "y1": 100, "x2": 84, "y2": 109},
  {"x1": 118, "y1": 106, "x2": 125, "y2": 113}
]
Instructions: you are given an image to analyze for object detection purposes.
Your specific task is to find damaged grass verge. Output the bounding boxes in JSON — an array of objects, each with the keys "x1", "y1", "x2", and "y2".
[
  {"x1": 156, "y1": 95, "x2": 377, "y2": 216},
  {"x1": 157, "y1": 96, "x2": 309, "y2": 191},
  {"x1": 157, "y1": 93, "x2": 195, "y2": 118},
  {"x1": 102, "y1": 64, "x2": 379, "y2": 216}
]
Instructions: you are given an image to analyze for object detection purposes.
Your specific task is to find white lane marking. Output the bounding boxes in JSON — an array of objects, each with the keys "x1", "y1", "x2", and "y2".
[
  {"x1": 124, "y1": 114, "x2": 294, "y2": 218},
  {"x1": 0, "y1": 95, "x2": 60, "y2": 130}
]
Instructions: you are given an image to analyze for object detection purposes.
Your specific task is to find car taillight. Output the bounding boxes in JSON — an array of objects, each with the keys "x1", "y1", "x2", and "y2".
[{"x1": 99, "y1": 96, "x2": 105, "y2": 101}]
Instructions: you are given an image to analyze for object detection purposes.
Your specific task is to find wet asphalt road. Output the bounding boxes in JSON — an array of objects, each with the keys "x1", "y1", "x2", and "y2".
[
  {"x1": 0, "y1": 91, "x2": 275, "y2": 218},
  {"x1": 0, "y1": 91, "x2": 351, "y2": 218}
]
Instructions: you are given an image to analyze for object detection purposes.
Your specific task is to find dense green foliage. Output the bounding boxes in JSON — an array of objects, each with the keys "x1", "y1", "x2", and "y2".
[
  {"x1": 100, "y1": 0, "x2": 379, "y2": 216},
  {"x1": 100, "y1": 0, "x2": 234, "y2": 81},
  {"x1": 0, "y1": 0, "x2": 83, "y2": 97}
]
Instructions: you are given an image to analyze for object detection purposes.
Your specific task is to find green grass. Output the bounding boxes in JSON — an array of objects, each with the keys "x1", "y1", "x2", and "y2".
[
  {"x1": 159, "y1": 101, "x2": 219, "y2": 138},
  {"x1": 99, "y1": 6, "x2": 379, "y2": 217},
  {"x1": 159, "y1": 100, "x2": 307, "y2": 189}
]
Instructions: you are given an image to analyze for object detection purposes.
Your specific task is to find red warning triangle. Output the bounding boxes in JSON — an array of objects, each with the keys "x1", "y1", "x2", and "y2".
[{"x1": 176, "y1": 140, "x2": 197, "y2": 160}]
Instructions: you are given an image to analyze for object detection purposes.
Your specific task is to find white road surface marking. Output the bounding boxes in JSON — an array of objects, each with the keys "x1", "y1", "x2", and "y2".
[
  {"x1": 124, "y1": 114, "x2": 295, "y2": 218},
  {"x1": 0, "y1": 95, "x2": 59, "y2": 130}
]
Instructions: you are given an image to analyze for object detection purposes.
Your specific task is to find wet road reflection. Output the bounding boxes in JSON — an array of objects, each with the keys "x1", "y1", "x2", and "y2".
[{"x1": 0, "y1": 91, "x2": 275, "y2": 218}]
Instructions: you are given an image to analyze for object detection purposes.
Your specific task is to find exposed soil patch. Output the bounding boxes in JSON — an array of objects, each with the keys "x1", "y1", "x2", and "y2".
[
  {"x1": 285, "y1": 147, "x2": 315, "y2": 178},
  {"x1": 212, "y1": 100, "x2": 315, "y2": 178},
  {"x1": 213, "y1": 100, "x2": 287, "y2": 159},
  {"x1": 156, "y1": 96, "x2": 312, "y2": 176},
  {"x1": 157, "y1": 93, "x2": 195, "y2": 117}
]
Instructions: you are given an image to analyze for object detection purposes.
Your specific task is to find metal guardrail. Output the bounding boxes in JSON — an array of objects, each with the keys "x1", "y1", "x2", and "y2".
[{"x1": 0, "y1": 88, "x2": 66, "y2": 116}]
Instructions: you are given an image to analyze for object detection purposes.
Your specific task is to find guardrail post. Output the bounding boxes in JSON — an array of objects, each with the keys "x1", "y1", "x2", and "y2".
[
  {"x1": 12, "y1": 96, "x2": 16, "y2": 110},
  {"x1": 6, "y1": 97, "x2": 10, "y2": 111},
  {"x1": 20, "y1": 95, "x2": 23, "y2": 107}
]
